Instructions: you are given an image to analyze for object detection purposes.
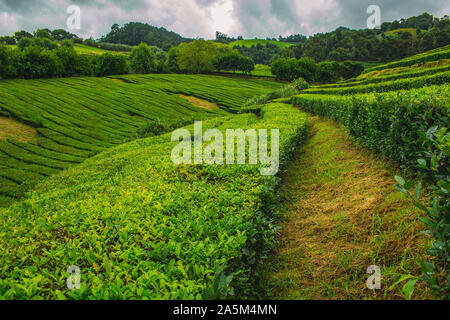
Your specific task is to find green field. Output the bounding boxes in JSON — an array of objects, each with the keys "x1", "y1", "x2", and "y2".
[
  {"x1": 230, "y1": 39, "x2": 294, "y2": 49},
  {"x1": 0, "y1": 75, "x2": 282, "y2": 206},
  {"x1": 73, "y1": 43, "x2": 130, "y2": 55}
]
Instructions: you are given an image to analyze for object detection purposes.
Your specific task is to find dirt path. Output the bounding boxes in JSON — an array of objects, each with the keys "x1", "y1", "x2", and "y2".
[{"x1": 262, "y1": 113, "x2": 431, "y2": 300}]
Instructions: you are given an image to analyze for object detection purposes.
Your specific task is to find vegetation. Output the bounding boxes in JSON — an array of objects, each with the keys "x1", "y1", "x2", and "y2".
[
  {"x1": 0, "y1": 74, "x2": 281, "y2": 206},
  {"x1": 0, "y1": 103, "x2": 308, "y2": 299},
  {"x1": 276, "y1": 13, "x2": 449, "y2": 63},
  {"x1": 271, "y1": 57, "x2": 364, "y2": 82},
  {"x1": 100, "y1": 22, "x2": 192, "y2": 50}
]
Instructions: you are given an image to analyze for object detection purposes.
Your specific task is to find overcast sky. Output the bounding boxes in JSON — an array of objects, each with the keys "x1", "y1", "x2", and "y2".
[{"x1": 0, "y1": 0, "x2": 449, "y2": 39}]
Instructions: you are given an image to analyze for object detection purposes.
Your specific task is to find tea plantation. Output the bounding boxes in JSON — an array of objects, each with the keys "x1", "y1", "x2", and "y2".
[{"x1": 0, "y1": 74, "x2": 282, "y2": 206}]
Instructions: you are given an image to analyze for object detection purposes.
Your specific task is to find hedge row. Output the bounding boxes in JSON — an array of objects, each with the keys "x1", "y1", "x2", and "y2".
[
  {"x1": 303, "y1": 71, "x2": 450, "y2": 95},
  {"x1": 291, "y1": 84, "x2": 449, "y2": 170},
  {"x1": 313, "y1": 64, "x2": 450, "y2": 89},
  {"x1": 363, "y1": 45, "x2": 450, "y2": 73}
]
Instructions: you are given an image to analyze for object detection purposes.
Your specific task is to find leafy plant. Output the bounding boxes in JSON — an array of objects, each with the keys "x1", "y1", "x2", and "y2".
[{"x1": 394, "y1": 127, "x2": 449, "y2": 299}]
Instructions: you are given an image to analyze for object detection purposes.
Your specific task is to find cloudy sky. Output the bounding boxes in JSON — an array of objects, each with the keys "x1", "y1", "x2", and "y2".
[{"x1": 0, "y1": 0, "x2": 449, "y2": 39}]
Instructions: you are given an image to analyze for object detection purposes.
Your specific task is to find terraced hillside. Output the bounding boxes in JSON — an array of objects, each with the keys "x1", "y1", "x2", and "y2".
[
  {"x1": 0, "y1": 74, "x2": 282, "y2": 206},
  {"x1": 0, "y1": 102, "x2": 308, "y2": 299}
]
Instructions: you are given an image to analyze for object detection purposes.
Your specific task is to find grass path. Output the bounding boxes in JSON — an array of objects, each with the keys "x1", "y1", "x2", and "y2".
[{"x1": 262, "y1": 113, "x2": 432, "y2": 300}]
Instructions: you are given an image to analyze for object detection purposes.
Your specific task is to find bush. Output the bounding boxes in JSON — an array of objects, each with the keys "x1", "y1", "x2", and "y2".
[
  {"x1": 17, "y1": 46, "x2": 62, "y2": 79},
  {"x1": 95, "y1": 53, "x2": 129, "y2": 77},
  {"x1": 0, "y1": 44, "x2": 18, "y2": 79},
  {"x1": 291, "y1": 77, "x2": 309, "y2": 91},
  {"x1": 213, "y1": 51, "x2": 255, "y2": 74},
  {"x1": 56, "y1": 45, "x2": 79, "y2": 77},
  {"x1": 98, "y1": 42, "x2": 133, "y2": 52},
  {"x1": 130, "y1": 43, "x2": 157, "y2": 74},
  {"x1": 291, "y1": 85, "x2": 449, "y2": 171}
]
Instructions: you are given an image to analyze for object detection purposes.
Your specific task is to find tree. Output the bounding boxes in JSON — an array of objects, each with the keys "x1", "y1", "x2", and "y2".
[
  {"x1": 177, "y1": 40, "x2": 217, "y2": 74},
  {"x1": 0, "y1": 44, "x2": 18, "y2": 79},
  {"x1": 130, "y1": 43, "x2": 157, "y2": 74},
  {"x1": 271, "y1": 58, "x2": 299, "y2": 80},
  {"x1": 0, "y1": 36, "x2": 16, "y2": 45},
  {"x1": 55, "y1": 45, "x2": 78, "y2": 77},
  {"x1": 418, "y1": 32, "x2": 435, "y2": 52},
  {"x1": 17, "y1": 46, "x2": 62, "y2": 79},
  {"x1": 316, "y1": 61, "x2": 341, "y2": 83},
  {"x1": 14, "y1": 30, "x2": 33, "y2": 42},
  {"x1": 166, "y1": 46, "x2": 180, "y2": 73},
  {"x1": 295, "y1": 57, "x2": 317, "y2": 82},
  {"x1": 34, "y1": 28, "x2": 53, "y2": 39},
  {"x1": 95, "y1": 53, "x2": 129, "y2": 77},
  {"x1": 213, "y1": 51, "x2": 255, "y2": 74}
]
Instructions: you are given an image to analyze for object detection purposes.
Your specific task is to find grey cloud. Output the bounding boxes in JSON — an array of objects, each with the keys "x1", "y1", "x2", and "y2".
[{"x1": 0, "y1": 0, "x2": 448, "y2": 39}]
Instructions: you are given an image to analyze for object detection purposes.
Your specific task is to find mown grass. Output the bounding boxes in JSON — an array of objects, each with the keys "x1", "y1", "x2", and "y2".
[
  {"x1": 262, "y1": 115, "x2": 432, "y2": 300},
  {"x1": 73, "y1": 44, "x2": 130, "y2": 56}
]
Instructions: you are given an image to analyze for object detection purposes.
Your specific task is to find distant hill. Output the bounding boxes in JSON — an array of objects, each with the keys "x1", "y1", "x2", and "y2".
[{"x1": 100, "y1": 22, "x2": 193, "y2": 50}]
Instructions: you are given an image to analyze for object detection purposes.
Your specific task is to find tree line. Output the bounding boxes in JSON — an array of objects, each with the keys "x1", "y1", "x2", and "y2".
[
  {"x1": 0, "y1": 34, "x2": 255, "y2": 80},
  {"x1": 271, "y1": 57, "x2": 364, "y2": 83},
  {"x1": 276, "y1": 13, "x2": 450, "y2": 63}
]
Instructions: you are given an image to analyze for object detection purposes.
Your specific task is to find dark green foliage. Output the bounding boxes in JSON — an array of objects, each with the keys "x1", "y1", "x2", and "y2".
[
  {"x1": 130, "y1": 43, "x2": 157, "y2": 74},
  {"x1": 0, "y1": 36, "x2": 16, "y2": 45},
  {"x1": 303, "y1": 71, "x2": 450, "y2": 95},
  {"x1": 17, "y1": 46, "x2": 62, "y2": 79},
  {"x1": 271, "y1": 57, "x2": 362, "y2": 82},
  {"x1": 94, "y1": 53, "x2": 130, "y2": 76},
  {"x1": 364, "y1": 45, "x2": 450, "y2": 73},
  {"x1": 213, "y1": 51, "x2": 255, "y2": 74},
  {"x1": 291, "y1": 85, "x2": 449, "y2": 171},
  {"x1": 101, "y1": 22, "x2": 191, "y2": 49},
  {"x1": 276, "y1": 13, "x2": 449, "y2": 63},
  {"x1": 13, "y1": 30, "x2": 33, "y2": 42},
  {"x1": 395, "y1": 127, "x2": 449, "y2": 299},
  {"x1": 234, "y1": 43, "x2": 282, "y2": 65},
  {"x1": 0, "y1": 44, "x2": 18, "y2": 79}
]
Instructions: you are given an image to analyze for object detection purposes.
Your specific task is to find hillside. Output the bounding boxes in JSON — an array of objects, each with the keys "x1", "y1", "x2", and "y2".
[
  {"x1": 0, "y1": 75, "x2": 282, "y2": 206},
  {"x1": 100, "y1": 22, "x2": 192, "y2": 50}
]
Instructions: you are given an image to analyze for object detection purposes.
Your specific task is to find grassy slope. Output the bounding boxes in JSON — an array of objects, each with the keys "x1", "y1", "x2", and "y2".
[
  {"x1": 0, "y1": 103, "x2": 308, "y2": 299},
  {"x1": 262, "y1": 114, "x2": 431, "y2": 300},
  {"x1": 0, "y1": 74, "x2": 282, "y2": 206},
  {"x1": 230, "y1": 39, "x2": 293, "y2": 49},
  {"x1": 73, "y1": 44, "x2": 130, "y2": 55}
]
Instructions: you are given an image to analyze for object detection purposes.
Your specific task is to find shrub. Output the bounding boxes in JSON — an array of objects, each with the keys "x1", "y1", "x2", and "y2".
[
  {"x1": 98, "y1": 42, "x2": 133, "y2": 52},
  {"x1": 291, "y1": 77, "x2": 309, "y2": 91},
  {"x1": 130, "y1": 43, "x2": 157, "y2": 74},
  {"x1": 55, "y1": 45, "x2": 79, "y2": 77},
  {"x1": 0, "y1": 44, "x2": 18, "y2": 79},
  {"x1": 95, "y1": 53, "x2": 129, "y2": 76},
  {"x1": 17, "y1": 46, "x2": 62, "y2": 79},
  {"x1": 291, "y1": 85, "x2": 449, "y2": 171}
]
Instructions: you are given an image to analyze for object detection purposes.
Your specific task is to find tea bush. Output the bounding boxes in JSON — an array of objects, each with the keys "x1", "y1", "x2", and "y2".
[{"x1": 291, "y1": 85, "x2": 449, "y2": 171}]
